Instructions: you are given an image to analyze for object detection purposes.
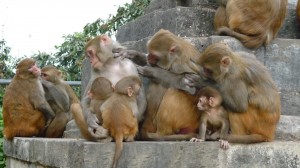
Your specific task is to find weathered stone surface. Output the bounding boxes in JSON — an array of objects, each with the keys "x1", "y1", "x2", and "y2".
[
  {"x1": 4, "y1": 138, "x2": 300, "y2": 168},
  {"x1": 116, "y1": 6, "x2": 216, "y2": 43},
  {"x1": 276, "y1": 115, "x2": 300, "y2": 141},
  {"x1": 117, "y1": 0, "x2": 300, "y2": 43},
  {"x1": 144, "y1": 0, "x2": 218, "y2": 14},
  {"x1": 80, "y1": 58, "x2": 91, "y2": 98}
]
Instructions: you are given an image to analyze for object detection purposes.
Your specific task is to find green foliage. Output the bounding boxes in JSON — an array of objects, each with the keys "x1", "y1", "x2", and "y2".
[
  {"x1": 53, "y1": 33, "x2": 88, "y2": 81},
  {"x1": 0, "y1": 40, "x2": 15, "y2": 79},
  {"x1": 83, "y1": 0, "x2": 151, "y2": 37}
]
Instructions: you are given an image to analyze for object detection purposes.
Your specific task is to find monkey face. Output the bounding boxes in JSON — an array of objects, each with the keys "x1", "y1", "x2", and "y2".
[
  {"x1": 86, "y1": 48, "x2": 102, "y2": 69},
  {"x1": 147, "y1": 52, "x2": 160, "y2": 65},
  {"x1": 197, "y1": 96, "x2": 209, "y2": 111},
  {"x1": 28, "y1": 63, "x2": 41, "y2": 77}
]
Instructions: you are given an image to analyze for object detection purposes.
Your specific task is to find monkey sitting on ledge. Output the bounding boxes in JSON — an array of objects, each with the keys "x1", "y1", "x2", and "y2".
[{"x1": 190, "y1": 86, "x2": 230, "y2": 150}]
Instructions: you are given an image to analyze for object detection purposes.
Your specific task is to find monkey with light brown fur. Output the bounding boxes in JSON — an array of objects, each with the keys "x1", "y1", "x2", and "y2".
[
  {"x1": 71, "y1": 35, "x2": 147, "y2": 142},
  {"x1": 214, "y1": 0, "x2": 287, "y2": 49},
  {"x1": 41, "y1": 65, "x2": 80, "y2": 138},
  {"x1": 190, "y1": 86, "x2": 229, "y2": 150},
  {"x1": 87, "y1": 76, "x2": 114, "y2": 125},
  {"x1": 93, "y1": 76, "x2": 140, "y2": 168},
  {"x1": 196, "y1": 43, "x2": 281, "y2": 144},
  {"x1": 3, "y1": 58, "x2": 55, "y2": 140}
]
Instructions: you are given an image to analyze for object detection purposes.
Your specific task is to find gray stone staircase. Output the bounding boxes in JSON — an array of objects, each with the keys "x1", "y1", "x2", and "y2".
[{"x1": 4, "y1": 0, "x2": 300, "y2": 167}]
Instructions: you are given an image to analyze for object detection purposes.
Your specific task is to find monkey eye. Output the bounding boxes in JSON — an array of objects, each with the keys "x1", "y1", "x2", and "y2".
[
  {"x1": 41, "y1": 73, "x2": 48, "y2": 77},
  {"x1": 28, "y1": 63, "x2": 35, "y2": 69},
  {"x1": 203, "y1": 67, "x2": 213, "y2": 76}
]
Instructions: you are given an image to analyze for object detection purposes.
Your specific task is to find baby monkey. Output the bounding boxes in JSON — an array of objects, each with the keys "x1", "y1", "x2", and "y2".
[
  {"x1": 190, "y1": 86, "x2": 229, "y2": 150},
  {"x1": 89, "y1": 76, "x2": 140, "y2": 168},
  {"x1": 88, "y1": 76, "x2": 114, "y2": 125}
]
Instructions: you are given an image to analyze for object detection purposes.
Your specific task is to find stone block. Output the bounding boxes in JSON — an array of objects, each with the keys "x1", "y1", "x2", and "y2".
[
  {"x1": 116, "y1": 6, "x2": 216, "y2": 43},
  {"x1": 4, "y1": 138, "x2": 300, "y2": 168}
]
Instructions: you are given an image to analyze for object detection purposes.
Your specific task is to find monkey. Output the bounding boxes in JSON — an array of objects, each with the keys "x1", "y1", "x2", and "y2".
[
  {"x1": 70, "y1": 34, "x2": 147, "y2": 142},
  {"x1": 40, "y1": 65, "x2": 80, "y2": 138},
  {"x1": 3, "y1": 58, "x2": 55, "y2": 140},
  {"x1": 297, "y1": 0, "x2": 300, "y2": 24},
  {"x1": 87, "y1": 76, "x2": 114, "y2": 125},
  {"x1": 214, "y1": 0, "x2": 287, "y2": 49},
  {"x1": 196, "y1": 43, "x2": 281, "y2": 144},
  {"x1": 189, "y1": 86, "x2": 229, "y2": 150},
  {"x1": 115, "y1": 29, "x2": 208, "y2": 141},
  {"x1": 97, "y1": 76, "x2": 140, "y2": 168}
]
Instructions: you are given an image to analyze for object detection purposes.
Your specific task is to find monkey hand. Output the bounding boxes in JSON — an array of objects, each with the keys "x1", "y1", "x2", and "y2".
[
  {"x1": 88, "y1": 126, "x2": 109, "y2": 139},
  {"x1": 136, "y1": 66, "x2": 154, "y2": 77},
  {"x1": 190, "y1": 138, "x2": 204, "y2": 142},
  {"x1": 97, "y1": 136, "x2": 113, "y2": 143},
  {"x1": 113, "y1": 48, "x2": 136, "y2": 59},
  {"x1": 86, "y1": 113, "x2": 100, "y2": 129},
  {"x1": 113, "y1": 49, "x2": 147, "y2": 66},
  {"x1": 184, "y1": 73, "x2": 214, "y2": 89},
  {"x1": 86, "y1": 113, "x2": 109, "y2": 138},
  {"x1": 219, "y1": 139, "x2": 229, "y2": 150}
]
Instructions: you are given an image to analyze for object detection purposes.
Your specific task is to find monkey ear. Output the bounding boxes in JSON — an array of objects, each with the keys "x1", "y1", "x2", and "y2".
[
  {"x1": 101, "y1": 35, "x2": 111, "y2": 45},
  {"x1": 169, "y1": 45, "x2": 180, "y2": 54},
  {"x1": 127, "y1": 87, "x2": 134, "y2": 97},
  {"x1": 208, "y1": 97, "x2": 216, "y2": 107},
  {"x1": 220, "y1": 56, "x2": 231, "y2": 68},
  {"x1": 86, "y1": 49, "x2": 93, "y2": 58}
]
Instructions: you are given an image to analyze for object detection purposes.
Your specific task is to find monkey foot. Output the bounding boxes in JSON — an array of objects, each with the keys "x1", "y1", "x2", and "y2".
[
  {"x1": 189, "y1": 138, "x2": 204, "y2": 142},
  {"x1": 219, "y1": 139, "x2": 229, "y2": 150},
  {"x1": 97, "y1": 136, "x2": 113, "y2": 143}
]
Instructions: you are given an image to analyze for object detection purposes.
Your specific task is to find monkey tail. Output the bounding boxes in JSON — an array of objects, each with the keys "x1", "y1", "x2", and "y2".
[
  {"x1": 70, "y1": 103, "x2": 97, "y2": 141},
  {"x1": 146, "y1": 132, "x2": 197, "y2": 141},
  {"x1": 112, "y1": 133, "x2": 123, "y2": 168},
  {"x1": 216, "y1": 26, "x2": 266, "y2": 49}
]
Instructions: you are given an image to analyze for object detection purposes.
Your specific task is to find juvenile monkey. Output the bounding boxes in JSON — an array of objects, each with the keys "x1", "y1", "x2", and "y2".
[
  {"x1": 99, "y1": 76, "x2": 141, "y2": 168},
  {"x1": 214, "y1": 0, "x2": 287, "y2": 48},
  {"x1": 3, "y1": 58, "x2": 55, "y2": 140},
  {"x1": 196, "y1": 43, "x2": 281, "y2": 144},
  {"x1": 41, "y1": 65, "x2": 80, "y2": 138},
  {"x1": 190, "y1": 86, "x2": 229, "y2": 150},
  {"x1": 87, "y1": 76, "x2": 114, "y2": 124}
]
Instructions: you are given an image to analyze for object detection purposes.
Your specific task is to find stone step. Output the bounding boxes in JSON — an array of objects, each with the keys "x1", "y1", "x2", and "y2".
[
  {"x1": 120, "y1": 36, "x2": 300, "y2": 116},
  {"x1": 4, "y1": 137, "x2": 300, "y2": 168},
  {"x1": 116, "y1": 0, "x2": 300, "y2": 43}
]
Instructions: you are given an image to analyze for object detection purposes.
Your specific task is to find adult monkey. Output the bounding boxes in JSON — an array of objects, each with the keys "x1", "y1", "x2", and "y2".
[
  {"x1": 214, "y1": 0, "x2": 287, "y2": 49},
  {"x1": 115, "y1": 29, "x2": 208, "y2": 140},
  {"x1": 71, "y1": 35, "x2": 147, "y2": 141},
  {"x1": 41, "y1": 65, "x2": 80, "y2": 138},
  {"x1": 196, "y1": 43, "x2": 281, "y2": 143},
  {"x1": 3, "y1": 58, "x2": 55, "y2": 140}
]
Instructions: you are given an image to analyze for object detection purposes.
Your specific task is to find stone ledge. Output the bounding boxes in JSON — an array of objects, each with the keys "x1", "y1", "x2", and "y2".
[
  {"x1": 4, "y1": 138, "x2": 300, "y2": 168},
  {"x1": 116, "y1": 1, "x2": 300, "y2": 43}
]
